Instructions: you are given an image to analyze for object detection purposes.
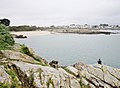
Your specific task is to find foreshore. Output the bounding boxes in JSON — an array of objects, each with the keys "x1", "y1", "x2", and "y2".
[
  {"x1": 49, "y1": 29, "x2": 116, "y2": 35},
  {"x1": 10, "y1": 29, "x2": 119, "y2": 38},
  {"x1": 10, "y1": 31, "x2": 51, "y2": 37}
]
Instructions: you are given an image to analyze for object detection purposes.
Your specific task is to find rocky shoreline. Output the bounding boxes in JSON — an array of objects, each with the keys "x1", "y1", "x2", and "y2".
[
  {"x1": 0, "y1": 43, "x2": 120, "y2": 88},
  {"x1": 48, "y1": 29, "x2": 117, "y2": 35},
  {"x1": 0, "y1": 24, "x2": 120, "y2": 88}
]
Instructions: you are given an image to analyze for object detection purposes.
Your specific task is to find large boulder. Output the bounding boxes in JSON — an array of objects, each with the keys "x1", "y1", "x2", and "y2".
[
  {"x1": 72, "y1": 63, "x2": 120, "y2": 88},
  {"x1": 0, "y1": 50, "x2": 38, "y2": 63},
  {"x1": 9, "y1": 61, "x2": 80, "y2": 88}
]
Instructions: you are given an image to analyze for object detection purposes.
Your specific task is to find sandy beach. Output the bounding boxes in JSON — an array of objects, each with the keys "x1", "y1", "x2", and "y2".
[
  {"x1": 11, "y1": 31, "x2": 51, "y2": 36},
  {"x1": 10, "y1": 29, "x2": 117, "y2": 37}
]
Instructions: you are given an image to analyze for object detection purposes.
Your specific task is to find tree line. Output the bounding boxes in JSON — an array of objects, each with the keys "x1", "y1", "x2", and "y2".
[{"x1": 9, "y1": 25, "x2": 46, "y2": 31}]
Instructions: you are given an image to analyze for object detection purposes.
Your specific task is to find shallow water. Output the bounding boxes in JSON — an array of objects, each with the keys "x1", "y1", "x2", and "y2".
[{"x1": 15, "y1": 33, "x2": 120, "y2": 68}]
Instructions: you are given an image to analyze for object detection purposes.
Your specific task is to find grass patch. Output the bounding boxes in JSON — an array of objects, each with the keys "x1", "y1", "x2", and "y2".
[
  {"x1": 36, "y1": 68, "x2": 43, "y2": 85},
  {"x1": 46, "y1": 77, "x2": 54, "y2": 88},
  {"x1": 79, "y1": 78, "x2": 90, "y2": 88},
  {"x1": 20, "y1": 44, "x2": 48, "y2": 66},
  {"x1": 4, "y1": 65, "x2": 20, "y2": 88},
  {"x1": 63, "y1": 67, "x2": 76, "y2": 76},
  {"x1": 0, "y1": 83, "x2": 9, "y2": 88}
]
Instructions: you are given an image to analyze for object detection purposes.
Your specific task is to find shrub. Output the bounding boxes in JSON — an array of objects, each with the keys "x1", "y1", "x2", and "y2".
[
  {"x1": 0, "y1": 24, "x2": 15, "y2": 50},
  {"x1": 20, "y1": 45, "x2": 33, "y2": 57}
]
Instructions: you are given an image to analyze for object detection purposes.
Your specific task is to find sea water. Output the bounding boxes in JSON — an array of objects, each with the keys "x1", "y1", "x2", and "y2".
[{"x1": 15, "y1": 33, "x2": 120, "y2": 68}]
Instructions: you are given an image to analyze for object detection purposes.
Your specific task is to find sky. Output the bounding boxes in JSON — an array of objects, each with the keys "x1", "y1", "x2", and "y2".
[{"x1": 0, "y1": 0, "x2": 120, "y2": 26}]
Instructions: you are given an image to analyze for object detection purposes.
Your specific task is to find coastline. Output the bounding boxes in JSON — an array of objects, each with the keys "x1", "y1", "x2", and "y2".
[
  {"x1": 0, "y1": 25, "x2": 120, "y2": 87},
  {"x1": 10, "y1": 30, "x2": 51, "y2": 36},
  {"x1": 10, "y1": 29, "x2": 120, "y2": 37}
]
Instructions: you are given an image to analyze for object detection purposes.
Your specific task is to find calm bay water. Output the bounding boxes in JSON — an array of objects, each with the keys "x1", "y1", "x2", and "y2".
[{"x1": 15, "y1": 33, "x2": 120, "y2": 68}]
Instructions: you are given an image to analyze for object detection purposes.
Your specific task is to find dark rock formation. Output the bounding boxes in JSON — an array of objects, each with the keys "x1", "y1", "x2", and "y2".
[
  {"x1": 49, "y1": 60, "x2": 59, "y2": 68},
  {"x1": 15, "y1": 35, "x2": 27, "y2": 38}
]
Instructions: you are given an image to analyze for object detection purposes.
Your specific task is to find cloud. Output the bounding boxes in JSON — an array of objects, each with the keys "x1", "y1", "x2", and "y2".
[{"x1": 0, "y1": 0, "x2": 120, "y2": 26}]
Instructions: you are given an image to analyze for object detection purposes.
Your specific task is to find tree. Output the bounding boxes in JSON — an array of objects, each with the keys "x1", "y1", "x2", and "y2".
[
  {"x1": 0, "y1": 18, "x2": 10, "y2": 26},
  {"x1": 99, "y1": 24, "x2": 109, "y2": 28}
]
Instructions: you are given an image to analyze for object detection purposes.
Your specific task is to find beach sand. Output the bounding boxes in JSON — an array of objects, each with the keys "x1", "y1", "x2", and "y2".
[{"x1": 11, "y1": 31, "x2": 51, "y2": 36}]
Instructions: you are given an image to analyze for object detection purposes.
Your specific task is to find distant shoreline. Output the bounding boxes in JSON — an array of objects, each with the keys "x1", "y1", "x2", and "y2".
[
  {"x1": 10, "y1": 29, "x2": 120, "y2": 38},
  {"x1": 48, "y1": 29, "x2": 118, "y2": 35},
  {"x1": 10, "y1": 31, "x2": 51, "y2": 37}
]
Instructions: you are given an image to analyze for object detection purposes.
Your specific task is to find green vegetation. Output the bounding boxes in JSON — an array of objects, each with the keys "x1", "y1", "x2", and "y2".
[
  {"x1": 0, "y1": 18, "x2": 10, "y2": 26},
  {"x1": 9, "y1": 25, "x2": 45, "y2": 31},
  {"x1": 10, "y1": 64, "x2": 36, "y2": 88},
  {"x1": 0, "y1": 83, "x2": 9, "y2": 88},
  {"x1": 20, "y1": 44, "x2": 48, "y2": 66},
  {"x1": 20, "y1": 44, "x2": 37, "y2": 61},
  {"x1": 3, "y1": 64, "x2": 20, "y2": 88},
  {"x1": 28, "y1": 70, "x2": 35, "y2": 87},
  {"x1": 46, "y1": 77, "x2": 54, "y2": 88},
  {"x1": 37, "y1": 68, "x2": 43, "y2": 84},
  {"x1": 0, "y1": 24, "x2": 15, "y2": 50},
  {"x1": 20, "y1": 45, "x2": 32, "y2": 57},
  {"x1": 79, "y1": 78, "x2": 90, "y2": 88},
  {"x1": 63, "y1": 67, "x2": 76, "y2": 76},
  {"x1": 6, "y1": 70, "x2": 20, "y2": 88}
]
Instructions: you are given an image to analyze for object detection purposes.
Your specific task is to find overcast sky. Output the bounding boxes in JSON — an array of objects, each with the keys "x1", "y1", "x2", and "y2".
[{"x1": 0, "y1": 0, "x2": 120, "y2": 26}]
